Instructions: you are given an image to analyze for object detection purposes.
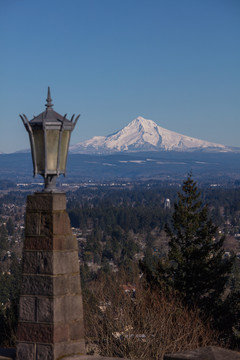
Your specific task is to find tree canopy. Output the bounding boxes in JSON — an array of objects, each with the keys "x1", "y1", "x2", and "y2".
[{"x1": 165, "y1": 174, "x2": 233, "y2": 311}]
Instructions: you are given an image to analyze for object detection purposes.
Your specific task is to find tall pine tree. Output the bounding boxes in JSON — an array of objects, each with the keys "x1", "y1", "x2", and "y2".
[{"x1": 165, "y1": 174, "x2": 233, "y2": 312}]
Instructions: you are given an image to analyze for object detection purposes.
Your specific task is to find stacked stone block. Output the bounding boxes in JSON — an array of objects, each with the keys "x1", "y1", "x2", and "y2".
[{"x1": 16, "y1": 193, "x2": 85, "y2": 360}]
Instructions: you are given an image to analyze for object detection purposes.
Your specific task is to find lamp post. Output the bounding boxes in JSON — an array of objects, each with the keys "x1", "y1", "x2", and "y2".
[
  {"x1": 20, "y1": 87, "x2": 79, "y2": 191},
  {"x1": 16, "y1": 89, "x2": 85, "y2": 360}
]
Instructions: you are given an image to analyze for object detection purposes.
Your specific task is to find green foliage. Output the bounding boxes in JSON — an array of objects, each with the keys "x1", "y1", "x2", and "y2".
[
  {"x1": 68, "y1": 186, "x2": 174, "y2": 235},
  {"x1": 68, "y1": 185, "x2": 174, "y2": 272},
  {"x1": 0, "y1": 258, "x2": 21, "y2": 346},
  {"x1": 230, "y1": 258, "x2": 240, "y2": 292},
  {"x1": 216, "y1": 290, "x2": 240, "y2": 348},
  {"x1": 6, "y1": 218, "x2": 14, "y2": 236},
  {"x1": 165, "y1": 174, "x2": 233, "y2": 311},
  {"x1": 0, "y1": 225, "x2": 8, "y2": 257}
]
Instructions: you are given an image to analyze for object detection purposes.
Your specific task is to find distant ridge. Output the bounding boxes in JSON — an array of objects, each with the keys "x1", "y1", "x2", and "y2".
[{"x1": 70, "y1": 116, "x2": 234, "y2": 154}]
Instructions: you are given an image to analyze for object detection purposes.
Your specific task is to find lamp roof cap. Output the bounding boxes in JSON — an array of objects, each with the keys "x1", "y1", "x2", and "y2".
[{"x1": 29, "y1": 87, "x2": 73, "y2": 128}]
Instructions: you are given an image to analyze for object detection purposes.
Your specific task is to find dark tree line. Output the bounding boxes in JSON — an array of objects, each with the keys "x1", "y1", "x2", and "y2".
[{"x1": 69, "y1": 203, "x2": 171, "y2": 234}]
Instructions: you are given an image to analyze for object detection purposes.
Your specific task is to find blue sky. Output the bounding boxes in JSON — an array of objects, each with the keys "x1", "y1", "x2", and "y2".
[{"x1": 0, "y1": 0, "x2": 239, "y2": 153}]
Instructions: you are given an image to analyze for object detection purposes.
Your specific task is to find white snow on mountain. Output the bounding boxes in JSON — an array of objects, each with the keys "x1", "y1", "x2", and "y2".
[{"x1": 70, "y1": 116, "x2": 229, "y2": 154}]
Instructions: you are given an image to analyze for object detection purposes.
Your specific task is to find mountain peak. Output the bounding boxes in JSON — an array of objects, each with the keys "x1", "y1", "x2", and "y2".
[
  {"x1": 135, "y1": 115, "x2": 151, "y2": 122},
  {"x1": 70, "y1": 117, "x2": 230, "y2": 154},
  {"x1": 131, "y1": 116, "x2": 157, "y2": 127}
]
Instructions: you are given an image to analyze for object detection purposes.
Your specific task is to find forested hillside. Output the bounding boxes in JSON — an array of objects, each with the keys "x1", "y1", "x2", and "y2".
[
  {"x1": 67, "y1": 183, "x2": 240, "y2": 270},
  {"x1": 0, "y1": 181, "x2": 240, "y2": 357}
]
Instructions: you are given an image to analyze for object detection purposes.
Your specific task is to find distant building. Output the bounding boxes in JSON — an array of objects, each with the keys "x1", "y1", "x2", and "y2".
[{"x1": 164, "y1": 198, "x2": 171, "y2": 209}]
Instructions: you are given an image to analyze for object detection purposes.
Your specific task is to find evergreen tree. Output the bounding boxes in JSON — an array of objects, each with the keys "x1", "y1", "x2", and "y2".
[
  {"x1": 0, "y1": 225, "x2": 8, "y2": 257},
  {"x1": 6, "y1": 218, "x2": 14, "y2": 236},
  {"x1": 165, "y1": 174, "x2": 233, "y2": 312}
]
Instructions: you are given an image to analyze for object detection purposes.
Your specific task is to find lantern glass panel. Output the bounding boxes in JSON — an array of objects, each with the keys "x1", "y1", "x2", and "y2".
[
  {"x1": 46, "y1": 130, "x2": 59, "y2": 171},
  {"x1": 33, "y1": 129, "x2": 45, "y2": 172},
  {"x1": 59, "y1": 130, "x2": 70, "y2": 172}
]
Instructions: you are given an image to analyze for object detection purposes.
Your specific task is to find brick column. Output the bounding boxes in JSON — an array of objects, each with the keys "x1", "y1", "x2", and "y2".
[{"x1": 16, "y1": 193, "x2": 85, "y2": 360}]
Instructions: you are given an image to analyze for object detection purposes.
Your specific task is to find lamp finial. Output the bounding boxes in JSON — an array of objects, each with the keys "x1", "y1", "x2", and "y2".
[{"x1": 46, "y1": 86, "x2": 53, "y2": 109}]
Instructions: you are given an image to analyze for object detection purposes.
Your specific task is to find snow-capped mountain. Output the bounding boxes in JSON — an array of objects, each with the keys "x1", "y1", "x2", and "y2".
[{"x1": 70, "y1": 116, "x2": 230, "y2": 154}]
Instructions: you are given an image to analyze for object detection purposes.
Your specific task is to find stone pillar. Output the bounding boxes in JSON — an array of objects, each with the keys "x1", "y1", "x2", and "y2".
[{"x1": 16, "y1": 193, "x2": 85, "y2": 360}]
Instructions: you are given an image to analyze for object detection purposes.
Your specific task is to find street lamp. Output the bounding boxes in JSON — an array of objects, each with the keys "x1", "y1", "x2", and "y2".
[{"x1": 20, "y1": 87, "x2": 79, "y2": 191}]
